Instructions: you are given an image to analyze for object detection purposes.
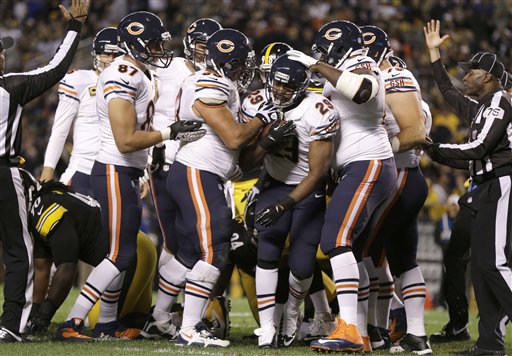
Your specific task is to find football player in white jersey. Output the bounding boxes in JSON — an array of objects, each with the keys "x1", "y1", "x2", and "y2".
[
  {"x1": 141, "y1": 18, "x2": 222, "y2": 341},
  {"x1": 56, "y1": 11, "x2": 204, "y2": 341},
  {"x1": 250, "y1": 54, "x2": 338, "y2": 348},
  {"x1": 357, "y1": 25, "x2": 432, "y2": 354},
  {"x1": 160, "y1": 28, "x2": 282, "y2": 348},
  {"x1": 288, "y1": 20, "x2": 397, "y2": 353},
  {"x1": 40, "y1": 27, "x2": 123, "y2": 194}
]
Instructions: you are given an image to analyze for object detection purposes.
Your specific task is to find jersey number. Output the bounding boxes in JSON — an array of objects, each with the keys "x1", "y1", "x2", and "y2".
[
  {"x1": 118, "y1": 64, "x2": 137, "y2": 76},
  {"x1": 315, "y1": 98, "x2": 334, "y2": 115},
  {"x1": 247, "y1": 91, "x2": 264, "y2": 105}
]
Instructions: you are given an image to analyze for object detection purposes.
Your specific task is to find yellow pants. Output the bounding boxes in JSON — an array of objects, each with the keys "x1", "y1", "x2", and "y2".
[{"x1": 88, "y1": 231, "x2": 157, "y2": 327}]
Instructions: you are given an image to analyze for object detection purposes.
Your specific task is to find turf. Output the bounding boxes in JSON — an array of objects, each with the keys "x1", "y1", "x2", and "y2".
[{"x1": 1, "y1": 288, "x2": 511, "y2": 355}]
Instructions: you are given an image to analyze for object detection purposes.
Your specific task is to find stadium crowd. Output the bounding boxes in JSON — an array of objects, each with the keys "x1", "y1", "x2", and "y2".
[{"x1": 0, "y1": 0, "x2": 511, "y2": 354}]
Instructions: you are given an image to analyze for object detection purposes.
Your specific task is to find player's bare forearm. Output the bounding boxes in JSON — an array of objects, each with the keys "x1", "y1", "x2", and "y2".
[
  {"x1": 46, "y1": 262, "x2": 77, "y2": 308},
  {"x1": 288, "y1": 140, "x2": 332, "y2": 204},
  {"x1": 396, "y1": 125, "x2": 426, "y2": 152},
  {"x1": 40, "y1": 167, "x2": 55, "y2": 182},
  {"x1": 33, "y1": 258, "x2": 52, "y2": 304},
  {"x1": 114, "y1": 129, "x2": 164, "y2": 153},
  {"x1": 310, "y1": 62, "x2": 342, "y2": 87}
]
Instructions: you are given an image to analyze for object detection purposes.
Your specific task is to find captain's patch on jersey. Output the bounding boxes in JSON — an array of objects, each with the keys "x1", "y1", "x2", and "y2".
[{"x1": 482, "y1": 107, "x2": 504, "y2": 120}]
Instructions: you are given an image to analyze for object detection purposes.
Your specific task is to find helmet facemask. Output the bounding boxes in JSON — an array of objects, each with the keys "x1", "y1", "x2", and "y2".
[
  {"x1": 268, "y1": 71, "x2": 308, "y2": 109},
  {"x1": 237, "y1": 50, "x2": 256, "y2": 92}
]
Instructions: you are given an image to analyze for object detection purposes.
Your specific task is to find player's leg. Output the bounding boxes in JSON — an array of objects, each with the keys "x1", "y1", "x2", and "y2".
[
  {"x1": 253, "y1": 181, "x2": 291, "y2": 348},
  {"x1": 386, "y1": 167, "x2": 431, "y2": 354},
  {"x1": 170, "y1": 164, "x2": 231, "y2": 347},
  {"x1": 282, "y1": 187, "x2": 325, "y2": 346},
  {"x1": 312, "y1": 158, "x2": 396, "y2": 353},
  {"x1": 0, "y1": 167, "x2": 33, "y2": 341},
  {"x1": 58, "y1": 163, "x2": 141, "y2": 341}
]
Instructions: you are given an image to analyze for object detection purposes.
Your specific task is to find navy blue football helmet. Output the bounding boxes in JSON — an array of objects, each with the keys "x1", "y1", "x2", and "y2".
[
  {"x1": 388, "y1": 55, "x2": 407, "y2": 69},
  {"x1": 91, "y1": 27, "x2": 124, "y2": 71},
  {"x1": 312, "y1": 20, "x2": 365, "y2": 68},
  {"x1": 206, "y1": 28, "x2": 254, "y2": 88},
  {"x1": 259, "y1": 42, "x2": 293, "y2": 84},
  {"x1": 183, "y1": 18, "x2": 222, "y2": 68},
  {"x1": 267, "y1": 54, "x2": 310, "y2": 109},
  {"x1": 360, "y1": 25, "x2": 392, "y2": 66},
  {"x1": 118, "y1": 11, "x2": 173, "y2": 68}
]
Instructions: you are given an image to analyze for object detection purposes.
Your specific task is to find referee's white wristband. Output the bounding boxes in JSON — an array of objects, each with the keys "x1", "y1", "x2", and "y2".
[
  {"x1": 160, "y1": 127, "x2": 171, "y2": 141},
  {"x1": 390, "y1": 136, "x2": 400, "y2": 153}
]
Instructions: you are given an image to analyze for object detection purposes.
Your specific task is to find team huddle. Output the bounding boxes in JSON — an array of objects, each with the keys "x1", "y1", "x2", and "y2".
[{"x1": 1, "y1": 1, "x2": 512, "y2": 355}]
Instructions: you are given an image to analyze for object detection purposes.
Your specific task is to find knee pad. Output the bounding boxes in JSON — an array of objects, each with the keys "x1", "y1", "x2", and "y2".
[
  {"x1": 186, "y1": 260, "x2": 221, "y2": 285},
  {"x1": 257, "y1": 259, "x2": 279, "y2": 270}
]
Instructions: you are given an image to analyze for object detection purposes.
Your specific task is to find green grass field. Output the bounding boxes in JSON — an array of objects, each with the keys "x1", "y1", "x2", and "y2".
[{"x1": 1, "y1": 288, "x2": 511, "y2": 355}]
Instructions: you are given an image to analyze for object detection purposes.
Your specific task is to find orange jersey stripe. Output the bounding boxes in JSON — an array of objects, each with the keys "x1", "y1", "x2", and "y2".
[
  {"x1": 257, "y1": 297, "x2": 275, "y2": 305},
  {"x1": 185, "y1": 284, "x2": 210, "y2": 297},
  {"x1": 82, "y1": 287, "x2": 100, "y2": 301},
  {"x1": 159, "y1": 281, "x2": 180, "y2": 294},
  {"x1": 58, "y1": 86, "x2": 78, "y2": 96},
  {"x1": 403, "y1": 287, "x2": 426, "y2": 295},
  {"x1": 336, "y1": 284, "x2": 359, "y2": 289}
]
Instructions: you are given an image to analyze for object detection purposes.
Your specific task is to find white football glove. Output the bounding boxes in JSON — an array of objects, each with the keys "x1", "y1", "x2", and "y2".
[{"x1": 286, "y1": 49, "x2": 318, "y2": 68}]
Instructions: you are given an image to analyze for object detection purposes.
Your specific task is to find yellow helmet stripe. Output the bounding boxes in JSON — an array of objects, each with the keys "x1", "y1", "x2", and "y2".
[{"x1": 263, "y1": 43, "x2": 277, "y2": 65}]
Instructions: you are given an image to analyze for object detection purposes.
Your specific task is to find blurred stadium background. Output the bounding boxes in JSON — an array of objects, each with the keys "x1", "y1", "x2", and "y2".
[{"x1": 0, "y1": 0, "x2": 511, "y2": 306}]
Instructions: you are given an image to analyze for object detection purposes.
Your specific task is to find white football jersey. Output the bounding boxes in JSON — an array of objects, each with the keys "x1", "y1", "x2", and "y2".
[
  {"x1": 266, "y1": 92, "x2": 339, "y2": 185},
  {"x1": 382, "y1": 66, "x2": 432, "y2": 168},
  {"x1": 154, "y1": 57, "x2": 195, "y2": 164},
  {"x1": 96, "y1": 56, "x2": 156, "y2": 170},
  {"x1": 240, "y1": 88, "x2": 266, "y2": 122},
  {"x1": 323, "y1": 54, "x2": 393, "y2": 169},
  {"x1": 175, "y1": 69, "x2": 241, "y2": 181},
  {"x1": 43, "y1": 69, "x2": 99, "y2": 177}
]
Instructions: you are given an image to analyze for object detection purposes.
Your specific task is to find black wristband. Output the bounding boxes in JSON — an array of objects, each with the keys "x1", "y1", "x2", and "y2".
[
  {"x1": 68, "y1": 18, "x2": 83, "y2": 32},
  {"x1": 38, "y1": 299, "x2": 58, "y2": 319},
  {"x1": 279, "y1": 196, "x2": 296, "y2": 211}
]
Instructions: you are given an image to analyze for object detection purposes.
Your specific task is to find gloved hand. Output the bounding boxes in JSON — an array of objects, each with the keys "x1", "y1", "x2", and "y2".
[
  {"x1": 255, "y1": 101, "x2": 283, "y2": 125},
  {"x1": 259, "y1": 120, "x2": 296, "y2": 151},
  {"x1": 287, "y1": 49, "x2": 318, "y2": 68},
  {"x1": 242, "y1": 185, "x2": 260, "y2": 231},
  {"x1": 168, "y1": 121, "x2": 206, "y2": 142},
  {"x1": 26, "y1": 300, "x2": 56, "y2": 335},
  {"x1": 150, "y1": 144, "x2": 166, "y2": 174},
  {"x1": 255, "y1": 196, "x2": 295, "y2": 228}
]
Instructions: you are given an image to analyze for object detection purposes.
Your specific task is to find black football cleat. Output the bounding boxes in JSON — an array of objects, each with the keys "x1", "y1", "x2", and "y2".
[{"x1": 430, "y1": 322, "x2": 471, "y2": 344}]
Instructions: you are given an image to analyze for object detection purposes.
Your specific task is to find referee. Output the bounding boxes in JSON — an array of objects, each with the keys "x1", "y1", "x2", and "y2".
[
  {"x1": 424, "y1": 20, "x2": 512, "y2": 356},
  {"x1": 0, "y1": 0, "x2": 88, "y2": 342}
]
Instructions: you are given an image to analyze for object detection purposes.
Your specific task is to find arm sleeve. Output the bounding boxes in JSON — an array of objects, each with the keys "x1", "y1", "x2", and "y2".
[
  {"x1": 432, "y1": 101, "x2": 512, "y2": 160},
  {"x1": 431, "y1": 59, "x2": 478, "y2": 124},
  {"x1": 43, "y1": 96, "x2": 79, "y2": 169},
  {"x1": 3, "y1": 19, "x2": 83, "y2": 106},
  {"x1": 429, "y1": 152, "x2": 470, "y2": 170}
]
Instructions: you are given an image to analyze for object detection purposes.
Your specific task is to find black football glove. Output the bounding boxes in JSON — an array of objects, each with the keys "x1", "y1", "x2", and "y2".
[
  {"x1": 255, "y1": 101, "x2": 283, "y2": 125},
  {"x1": 169, "y1": 121, "x2": 206, "y2": 142},
  {"x1": 26, "y1": 300, "x2": 56, "y2": 335},
  {"x1": 255, "y1": 196, "x2": 295, "y2": 228},
  {"x1": 242, "y1": 184, "x2": 260, "y2": 232},
  {"x1": 259, "y1": 120, "x2": 296, "y2": 151},
  {"x1": 150, "y1": 144, "x2": 166, "y2": 174}
]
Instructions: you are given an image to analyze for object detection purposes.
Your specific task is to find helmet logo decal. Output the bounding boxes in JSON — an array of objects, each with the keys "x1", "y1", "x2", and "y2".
[
  {"x1": 187, "y1": 23, "x2": 197, "y2": 33},
  {"x1": 217, "y1": 39, "x2": 235, "y2": 53},
  {"x1": 325, "y1": 28, "x2": 342, "y2": 41},
  {"x1": 363, "y1": 32, "x2": 376, "y2": 45},
  {"x1": 127, "y1": 22, "x2": 144, "y2": 36}
]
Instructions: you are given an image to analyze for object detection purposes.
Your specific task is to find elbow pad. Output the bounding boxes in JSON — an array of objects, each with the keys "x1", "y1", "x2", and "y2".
[{"x1": 335, "y1": 71, "x2": 379, "y2": 104}]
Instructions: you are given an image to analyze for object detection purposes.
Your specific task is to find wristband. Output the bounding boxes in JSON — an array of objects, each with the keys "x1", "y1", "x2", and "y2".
[
  {"x1": 160, "y1": 127, "x2": 171, "y2": 141},
  {"x1": 390, "y1": 136, "x2": 400, "y2": 153}
]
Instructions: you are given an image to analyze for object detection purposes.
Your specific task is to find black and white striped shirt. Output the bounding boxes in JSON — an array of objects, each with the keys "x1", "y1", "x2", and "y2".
[
  {"x1": 430, "y1": 60, "x2": 512, "y2": 177},
  {"x1": 0, "y1": 19, "x2": 82, "y2": 159}
]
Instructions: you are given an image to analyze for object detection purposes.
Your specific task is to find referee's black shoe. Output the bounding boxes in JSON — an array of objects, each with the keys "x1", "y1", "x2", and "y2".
[
  {"x1": 452, "y1": 345, "x2": 507, "y2": 355},
  {"x1": 430, "y1": 322, "x2": 470, "y2": 344},
  {"x1": 0, "y1": 326, "x2": 22, "y2": 342}
]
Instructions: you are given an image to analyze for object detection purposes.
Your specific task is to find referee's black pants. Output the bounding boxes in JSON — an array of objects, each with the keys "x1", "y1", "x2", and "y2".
[
  {"x1": 0, "y1": 167, "x2": 33, "y2": 334},
  {"x1": 443, "y1": 193, "x2": 472, "y2": 327},
  {"x1": 468, "y1": 174, "x2": 512, "y2": 352}
]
